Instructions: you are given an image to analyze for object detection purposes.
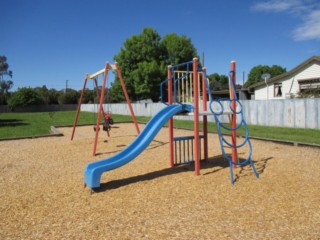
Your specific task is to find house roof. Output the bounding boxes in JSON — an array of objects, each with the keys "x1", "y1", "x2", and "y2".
[{"x1": 248, "y1": 55, "x2": 320, "y2": 89}]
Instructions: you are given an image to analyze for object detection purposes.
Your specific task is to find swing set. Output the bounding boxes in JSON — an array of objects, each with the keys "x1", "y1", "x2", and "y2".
[{"x1": 71, "y1": 62, "x2": 140, "y2": 156}]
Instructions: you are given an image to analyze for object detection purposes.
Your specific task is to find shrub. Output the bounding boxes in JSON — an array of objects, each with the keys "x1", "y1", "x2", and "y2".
[
  {"x1": 7, "y1": 87, "x2": 44, "y2": 110},
  {"x1": 58, "y1": 89, "x2": 80, "y2": 104}
]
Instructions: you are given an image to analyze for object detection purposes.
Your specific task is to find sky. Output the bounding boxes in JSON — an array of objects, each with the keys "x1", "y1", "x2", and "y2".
[{"x1": 1, "y1": 0, "x2": 320, "y2": 91}]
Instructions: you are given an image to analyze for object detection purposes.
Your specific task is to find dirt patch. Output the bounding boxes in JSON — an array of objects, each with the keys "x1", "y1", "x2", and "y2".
[{"x1": 0, "y1": 123, "x2": 319, "y2": 239}]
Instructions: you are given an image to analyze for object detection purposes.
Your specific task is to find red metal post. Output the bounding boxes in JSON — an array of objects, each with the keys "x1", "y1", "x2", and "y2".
[
  {"x1": 115, "y1": 63, "x2": 140, "y2": 135},
  {"x1": 230, "y1": 61, "x2": 238, "y2": 167},
  {"x1": 168, "y1": 66, "x2": 174, "y2": 168},
  {"x1": 202, "y1": 67, "x2": 208, "y2": 162},
  {"x1": 71, "y1": 77, "x2": 88, "y2": 140},
  {"x1": 93, "y1": 63, "x2": 109, "y2": 156},
  {"x1": 193, "y1": 58, "x2": 200, "y2": 175}
]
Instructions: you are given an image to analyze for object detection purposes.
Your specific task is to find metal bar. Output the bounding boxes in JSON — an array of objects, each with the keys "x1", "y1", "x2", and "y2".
[
  {"x1": 183, "y1": 139, "x2": 186, "y2": 163},
  {"x1": 202, "y1": 68, "x2": 208, "y2": 161},
  {"x1": 93, "y1": 62, "x2": 109, "y2": 156},
  {"x1": 87, "y1": 64, "x2": 116, "y2": 79},
  {"x1": 179, "y1": 140, "x2": 181, "y2": 164},
  {"x1": 168, "y1": 60, "x2": 193, "y2": 69},
  {"x1": 230, "y1": 61, "x2": 238, "y2": 167},
  {"x1": 115, "y1": 63, "x2": 140, "y2": 135},
  {"x1": 174, "y1": 141, "x2": 178, "y2": 164},
  {"x1": 71, "y1": 77, "x2": 88, "y2": 140},
  {"x1": 193, "y1": 58, "x2": 200, "y2": 175},
  {"x1": 168, "y1": 66, "x2": 174, "y2": 168}
]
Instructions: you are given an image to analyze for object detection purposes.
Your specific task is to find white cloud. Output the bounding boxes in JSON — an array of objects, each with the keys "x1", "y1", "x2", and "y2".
[
  {"x1": 294, "y1": 10, "x2": 320, "y2": 41},
  {"x1": 252, "y1": 0, "x2": 320, "y2": 41},
  {"x1": 252, "y1": 0, "x2": 301, "y2": 12}
]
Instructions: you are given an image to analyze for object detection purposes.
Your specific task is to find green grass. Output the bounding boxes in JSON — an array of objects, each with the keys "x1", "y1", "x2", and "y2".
[
  {"x1": 137, "y1": 117, "x2": 320, "y2": 145},
  {"x1": 0, "y1": 111, "x2": 319, "y2": 145}
]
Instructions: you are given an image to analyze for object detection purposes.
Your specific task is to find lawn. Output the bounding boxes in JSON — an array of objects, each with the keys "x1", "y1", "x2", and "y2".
[{"x1": 0, "y1": 111, "x2": 319, "y2": 145}]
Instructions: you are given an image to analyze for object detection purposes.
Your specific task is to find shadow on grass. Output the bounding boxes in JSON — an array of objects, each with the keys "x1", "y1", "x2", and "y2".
[{"x1": 0, "y1": 119, "x2": 29, "y2": 127}]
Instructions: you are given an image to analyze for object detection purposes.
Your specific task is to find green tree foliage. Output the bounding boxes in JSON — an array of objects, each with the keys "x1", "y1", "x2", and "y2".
[
  {"x1": 208, "y1": 73, "x2": 229, "y2": 91},
  {"x1": 48, "y1": 89, "x2": 62, "y2": 104},
  {"x1": 0, "y1": 55, "x2": 14, "y2": 105},
  {"x1": 160, "y1": 33, "x2": 197, "y2": 66},
  {"x1": 33, "y1": 85, "x2": 65, "y2": 105},
  {"x1": 112, "y1": 28, "x2": 198, "y2": 102},
  {"x1": 82, "y1": 88, "x2": 95, "y2": 103},
  {"x1": 0, "y1": 55, "x2": 12, "y2": 78},
  {"x1": 245, "y1": 65, "x2": 286, "y2": 87},
  {"x1": 7, "y1": 87, "x2": 44, "y2": 110},
  {"x1": 34, "y1": 85, "x2": 50, "y2": 104},
  {"x1": 112, "y1": 28, "x2": 164, "y2": 102},
  {"x1": 132, "y1": 61, "x2": 165, "y2": 101},
  {"x1": 58, "y1": 89, "x2": 80, "y2": 104}
]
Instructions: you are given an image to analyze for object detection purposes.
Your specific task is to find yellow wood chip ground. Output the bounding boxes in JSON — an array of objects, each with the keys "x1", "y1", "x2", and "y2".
[{"x1": 0, "y1": 123, "x2": 319, "y2": 239}]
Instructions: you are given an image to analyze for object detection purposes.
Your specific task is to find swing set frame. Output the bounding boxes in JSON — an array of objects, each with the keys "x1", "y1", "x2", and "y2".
[{"x1": 71, "y1": 62, "x2": 140, "y2": 156}]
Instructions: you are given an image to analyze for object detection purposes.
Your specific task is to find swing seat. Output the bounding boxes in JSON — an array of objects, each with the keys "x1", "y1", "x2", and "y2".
[
  {"x1": 106, "y1": 118, "x2": 114, "y2": 125},
  {"x1": 103, "y1": 125, "x2": 111, "y2": 132}
]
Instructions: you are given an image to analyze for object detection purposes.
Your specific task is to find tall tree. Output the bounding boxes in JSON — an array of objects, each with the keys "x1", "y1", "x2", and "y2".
[
  {"x1": 112, "y1": 28, "x2": 163, "y2": 102},
  {"x1": 208, "y1": 73, "x2": 229, "y2": 91},
  {"x1": 160, "y1": 33, "x2": 198, "y2": 66},
  {"x1": 0, "y1": 55, "x2": 14, "y2": 104},
  {"x1": 245, "y1": 65, "x2": 286, "y2": 87},
  {"x1": 111, "y1": 28, "x2": 198, "y2": 102}
]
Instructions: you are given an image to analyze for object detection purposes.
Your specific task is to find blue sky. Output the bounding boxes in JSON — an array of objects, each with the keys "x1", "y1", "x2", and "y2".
[{"x1": 1, "y1": 0, "x2": 320, "y2": 91}]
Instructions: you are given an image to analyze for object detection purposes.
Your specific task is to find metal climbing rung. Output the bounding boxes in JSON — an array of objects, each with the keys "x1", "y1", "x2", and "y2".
[{"x1": 173, "y1": 135, "x2": 204, "y2": 166}]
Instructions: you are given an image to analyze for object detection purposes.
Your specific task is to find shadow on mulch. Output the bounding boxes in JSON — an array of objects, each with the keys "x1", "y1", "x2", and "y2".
[
  {"x1": 0, "y1": 119, "x2": 28, "y2": 127},
  {"x1": 94, "y1": 156, "x2": 235, "y2": 192},
  {"x1": 96, "y1": 165, "x2": 195, "y2": 192},
  {"x1": 93, "y1": 155, "x2": 274, "y2": 192},
  {"x1": 232, "y1": 157, "x2": 273, "y2": 183},
  {"x1": 95, "y1": 140, "x2": 168, "y2": 156}
]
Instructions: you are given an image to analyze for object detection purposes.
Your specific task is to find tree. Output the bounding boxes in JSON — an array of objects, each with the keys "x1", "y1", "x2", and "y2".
[
  {"x1": 208, "y1": 73, "x2": 229, "y2": 91},
  {"x1": 33, "y1": 86, "x2": 63, "y2": 104},
  {"x1": 7, "y1": 87, "x2": 44, "y2": 110},
  {"x1": 112, "y1": 28, "x2": 164, "y2": 101},
  {"x1": 0, "y1": 55, "x2": 14, "y2": 104},
  {"x1": 0, "y1": 80, "x2": 13, "y2": 94},
  {"x1": 0, "y1": 55, "x2": 12, "y2": 78},
  {"x1": 82, "y1": 88, "x2": 95, "y2": 103},
  {"x1": 48, "y1": 88, "x2": 62, "y2": 104},
  {"x1": 34, "y1": 85, "x2": 50, "y2": 104},
  {"x1": 111, "y1": 28, "x2": 198, "y2": 102},
  {"x1": 132, "y1": 60, "x2": 165, "y2": 101},
  {"x1": 160, "y1": 33, "x2": 198, "y2": 66},
  {"x1": 58, "y1": 89, "x2": 79, "y2": 104},
  {"x1": 245, "y1": 65, "x2": 286, "y2": 87}
]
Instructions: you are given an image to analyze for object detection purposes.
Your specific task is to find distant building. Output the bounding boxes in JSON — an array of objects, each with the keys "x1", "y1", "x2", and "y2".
[{"x1": 247, "y1": 56, "x2": 320, "y2": 100}]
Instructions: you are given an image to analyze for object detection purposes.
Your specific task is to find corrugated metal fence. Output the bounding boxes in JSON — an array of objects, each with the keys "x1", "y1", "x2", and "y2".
[{"x1": 81, "y1": 99, "x2": 320, "y2": 130}]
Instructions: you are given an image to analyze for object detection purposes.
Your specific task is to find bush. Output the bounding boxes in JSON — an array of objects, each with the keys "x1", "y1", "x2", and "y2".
[
  {"x1": 58, "y1": 89, "x2": 80, "y2": 104},
  {"x1": 7, "y1": 87, "x2": 44, "y2": 110}
]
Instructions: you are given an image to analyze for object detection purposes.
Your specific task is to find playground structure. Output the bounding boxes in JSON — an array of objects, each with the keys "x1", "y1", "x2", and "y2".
[
  {"x1": 71, "y1": 62, "x2": 140, "y2": 156},
  {"x1": 162, "y1": 58, "x2": 259, "y2": 181},
  {"x1": 84, "y1": 58, "x2": 259, "y2": 190}
]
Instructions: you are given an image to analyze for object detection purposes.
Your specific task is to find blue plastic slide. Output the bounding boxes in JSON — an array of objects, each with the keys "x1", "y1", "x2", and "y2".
[{"x1": 84, "y1": 104, "x2": 193, "y2": 189}]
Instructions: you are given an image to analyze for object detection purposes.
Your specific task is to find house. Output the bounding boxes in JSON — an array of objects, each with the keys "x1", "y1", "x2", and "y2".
[{"x1": 248, "y1": 56, "x2": 320, "y2": 100}]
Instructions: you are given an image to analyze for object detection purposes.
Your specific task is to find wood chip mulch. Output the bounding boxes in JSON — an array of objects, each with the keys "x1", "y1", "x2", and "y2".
[{"x1": 0, "y1": 123, "x2": 319, "y2": 239}]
